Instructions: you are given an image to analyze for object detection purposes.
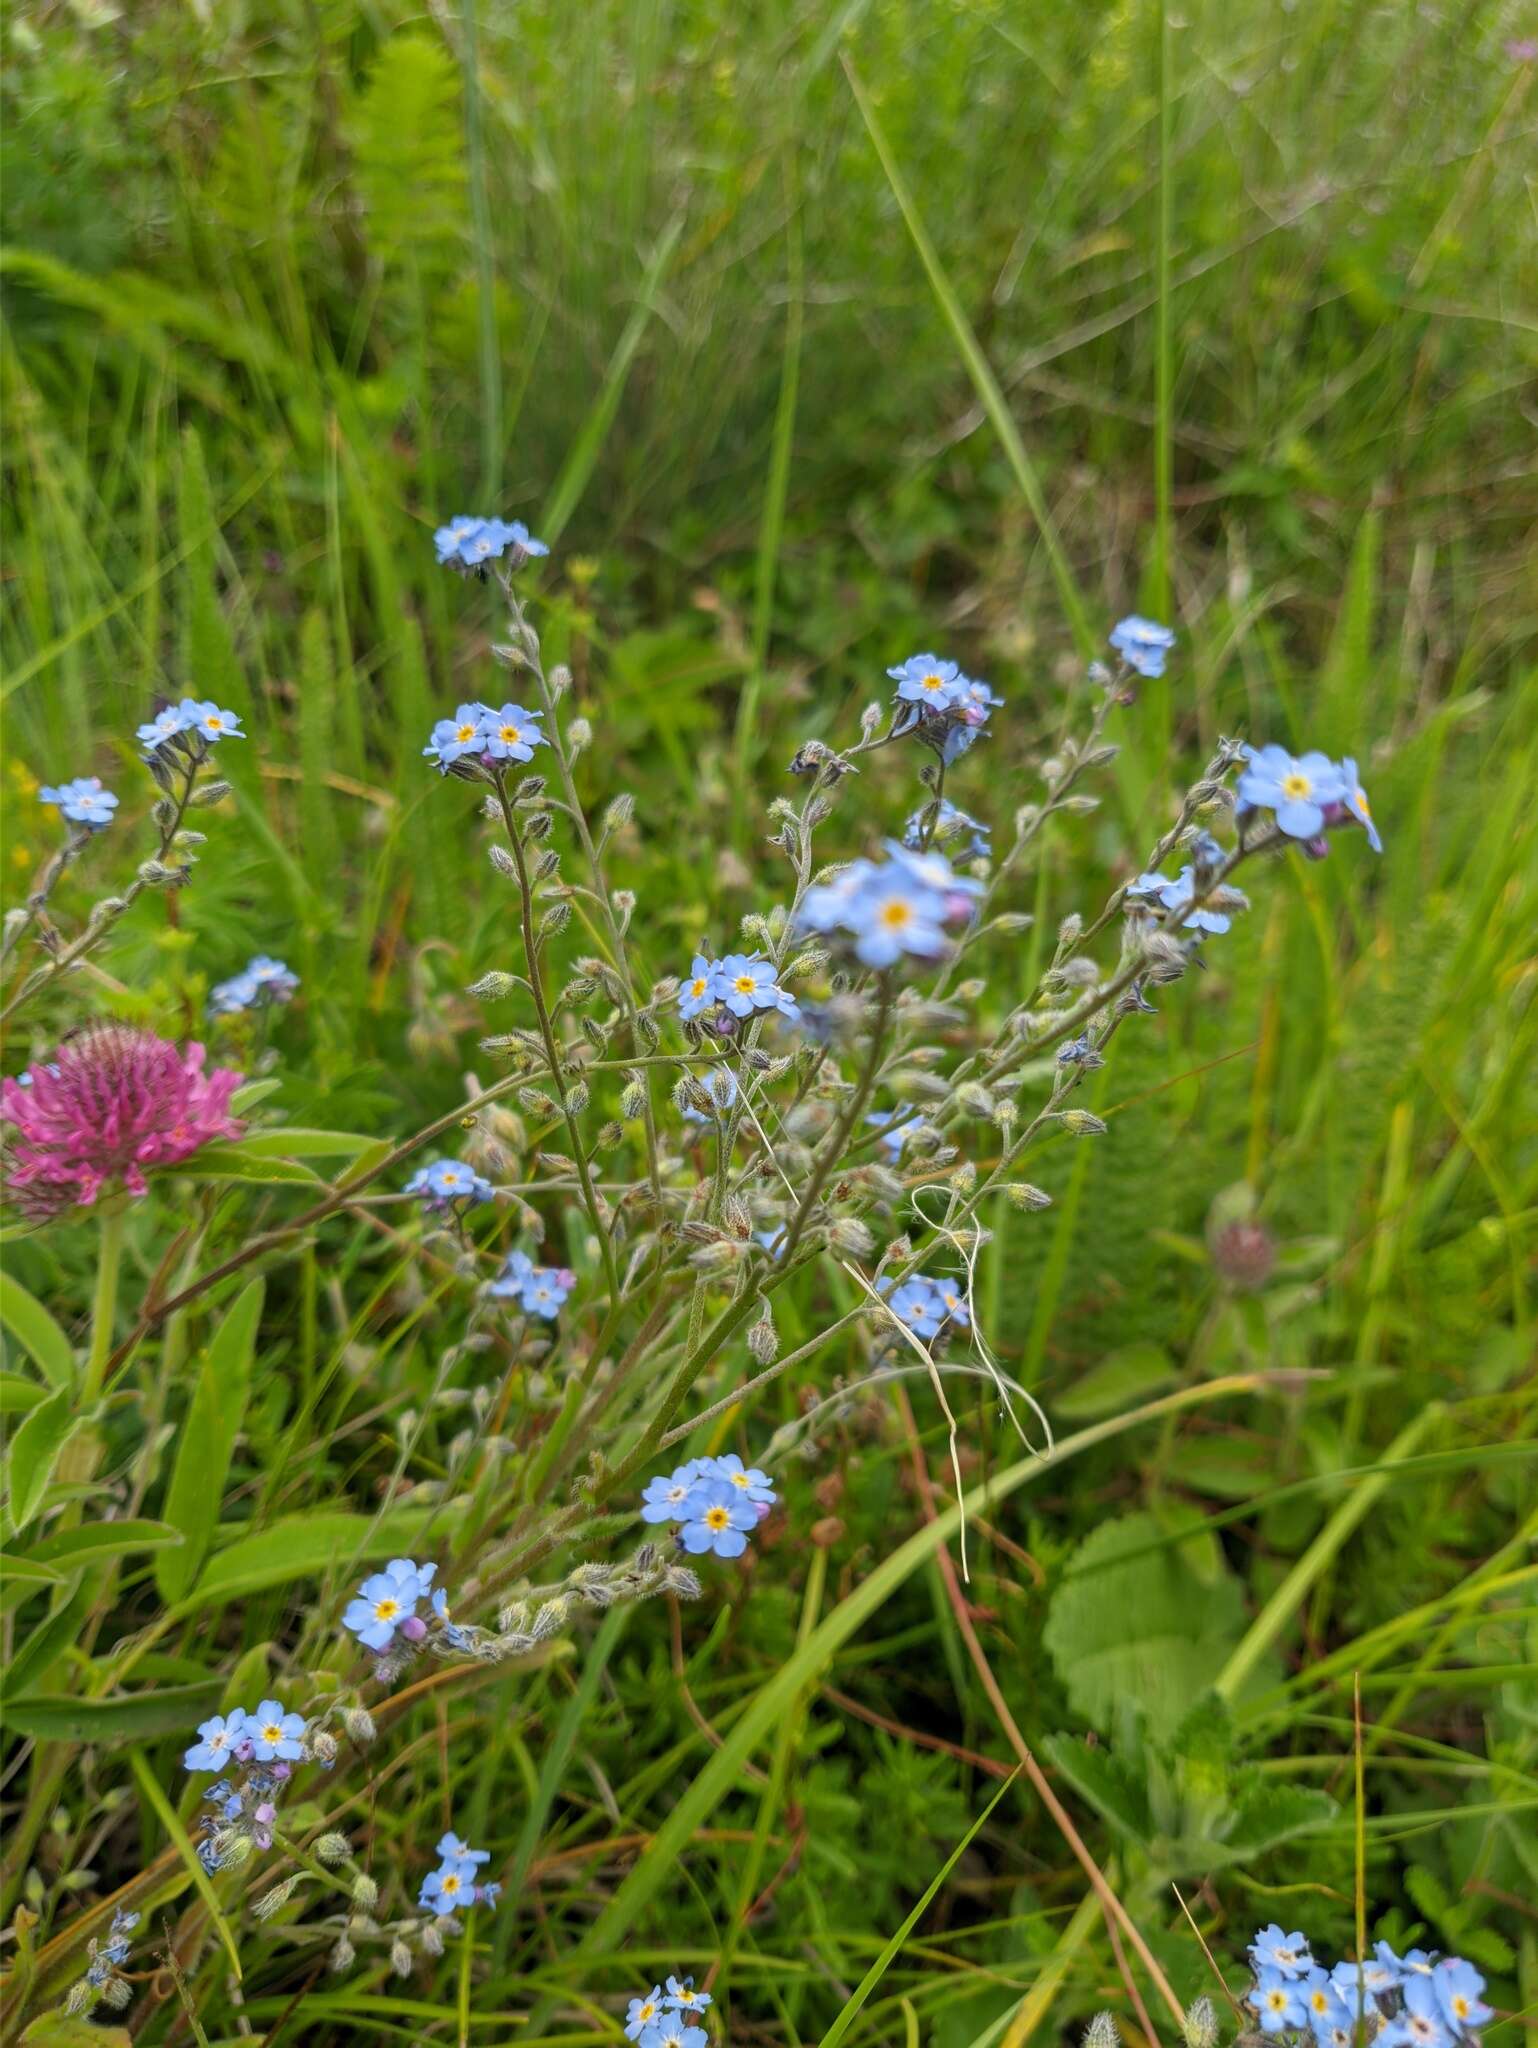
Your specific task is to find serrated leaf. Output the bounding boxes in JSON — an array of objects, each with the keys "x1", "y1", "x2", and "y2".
[
  {"x1": 3, "y1": 1681, "x2": 222, "y2": 1743},
  {"x1": 156, "y1": 1279, "x2": 262, "y2": 1603},
  {"x1": 1220, "y1": 1775, "x2": 1336, "y2": 1853},
  {"x1": 1043, "y1": 1511, "x2": 1257, "y2": 1738},
  {"x1": 2, "y1": 1385, "x2": 78, "y2": 1536},
  {"x1": 1055, "y1": 1342, "x2": 1176, "y2": 1420},
  {"x1": 1041, "y1": 1732, "x2": 1152, "y2": 1844},
  {"x1": 0, "y1": 1272, "x2": 74, "y2": 1387}
]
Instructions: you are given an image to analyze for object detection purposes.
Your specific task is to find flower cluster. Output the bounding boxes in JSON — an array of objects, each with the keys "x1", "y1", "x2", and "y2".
[
  {"x1": 405, "y1": 1157, "x2": 496, "y2": 1210},
  {"x1": 677, "y1": 951, "x2": 799, "y2": 1028},
  {"x1": 488, "y1": 1248, "x2": 576, "y2": 1319},
  {"x1": 1245, "y1": 1925, "x2": 1493, "y2": 2048},
  {"x1": 418, "y1": 1829, "x2": 500, "y2": 1917},
  {"x1": 625, "y1": 1974, "x2": 714, "y2": 2047},
  {"x1": 433, "y1": 515, "x2": 548, "y2": 574},
  {"x1": 39, "y1": 776, "x2": 119, "y2": 830},
  {"x1": 65, "y1": 1908, "x2": 140, "y2": 2015},
  {"x1": 136, "y1": 696, "x2": 245, "y2": 758},
  {"x1": 887, "y1": 652, "x2": 1004, "y2": 763},
  {"x1": 2, "y1": 1027, "x2": 242, "y2": 1218},
  {"x1": 208, "y1": 954, "x2": 300, "y2": 1016},
  {"x1": 640, "y1": 1453, "x2": 777, "y2": 1558},
  {"x1": 881, "y1": 1271, "x2": 971, "y2": 1341},
  {"x1": 342, "y1": 1557, "x2": 443, "y2": 1653},
  {"x1": 184, "y1": 1699, "x2": 330, "y2": 1869},
  {"x1": 1126, "y1": 866, "x2": 1247, "y2": 936},
  {"x1": 904, "y1": 797, "x2": 990, "y2": 861},
  {"x1": 1238, "y1": 745, "x2": 1382, "y2": 853},
  {"x1": 1108, "y1": 614, "x2": 1177, "y2": 679},
  {"x1": 423, "y1": 698, "x2": 551, "y2": 775},
  {"x1": 795, "y1": 843, "x2": 982, "y2": 967}
]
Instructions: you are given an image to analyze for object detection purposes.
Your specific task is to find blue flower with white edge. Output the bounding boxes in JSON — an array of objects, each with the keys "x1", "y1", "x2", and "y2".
[
  {"x1": 247, "y1": 1698, "x2": 306, "y2": 1762},
  {"x1": 481, "y1": 702, "x2": 549, "y2": 763},
  {"x1": 1251, "y1": 1926, "x2": 1312, "y2": 1979},
  {"x1": 1378, "y1": 1976, "x2": 1453, "y2": 2048},
  {"x1": 641, "y1": 2020, "x2": 708, "y2": 2048},
  {"x1": 625, "y1": 1989, "x2": 666, "y2": 2041},
  {"x1": 182, "y1": 699, "x2": 244, "y2": 744},
  {"x1": 1432, "y1": 1960, "x2": 1492, "y2": 2035},
  {"x1": 641, "y1": 1465, "x2": 706, "y2": 1524},
  {"x1": 887, "y1": 653, "x2": 969, "y2": 711},
  {"x1": 419, "y1": 1855, "x2": 479, "y2": 1915},
  {"x1": 424, "y1": 702, "x2": 493, "y2": 771},
  {"x1": 184, "y1": 1710, "x2": 248, "y2": 1773},
  {"x1": 39, "y1": 777, "x2": 119, "y2": 829},
  {"x1": 1249, "y1": 1967, "x2": 1309, "y2": 2034},
  {"x1": 435, "y1": 516, "x2": 486, "y2": 564},
  {"x1": 405, "y1": 1157, "x2": 495, "y2": 1208},
  {"x1": 1330, "y1": 755, "x2": 1382, "y2": 852},
  {"x1": 436, "y1": 1831, "x2": 489, "y2": 1867},
  {"x1": 1237, "y1": 744, "x2": 1347, "y2": 840},
  {"x1": 703, "y1": 1452, "x2": 776, "y2": 1507},
  {"x1": 678, "y1": 955, "x2": 723, "y2": 1021},
  {"x1": 1109, "y1": 615, "x2": 1177, "y2": 678},
  {"x1": 679, "y1": 1481, "x2": 757, "y2": 1559},
  {"x1": 663, "y1": 1975, "x2": 712, "y2": 2014},
  {"x1": 1157, "y1": 866, "x2": 1234, "y2": 935},
  {"x1": 138, "y1": 704, "x2": 193, "y2": 753},
  {"x1": 716, "y1": 952, "x2": 788, "y2": 1018}
]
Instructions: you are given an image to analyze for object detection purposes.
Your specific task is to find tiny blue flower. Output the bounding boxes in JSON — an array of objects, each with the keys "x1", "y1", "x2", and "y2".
[
  {"x1": 641, "y1": 1465, "x2": 705, "y2": 1524},
  {"x1": 405, "y1": 1157, "x2": 495, "y2": 1208},
  {"x1": 1109, "y1": 614, "x2": 1176, "y2": 678},
  {"x1": 1432, "y1": 1960, "x2": 1492, "y2": 2035},
  {"x1": 436, "y1": 1831, "x2": 490, "y2": 1867},
  {"x1": 626, "y1": 1989, "x2": 666, "y2": 2041},
  {"x1": 247, "y1": 1698, "x2": 306, "y2": 1762},
  {"x1": 435, "y1": 516, "x2": 485, "y2": 564},
  {"x1": 887, "y1": 653, "x2": 969, "y2": 711},
  {"x1": 1378, "y1": 1975, "x2": 1453, "y2": 2048},
  {"x1": 1158, "y1": 866, "x2": 1234, "y2": 935},
  {"x1": 520, "y1": 1264, "x2": 576, "y2": 1319},
  {"x1": 1251, "y1": 1926, "x2": 1312, "y2": 1979},
  {"x1": 489, "y1": 1249, "x2": 537, "y2": 1299},
  {"x1": 424, "y1": 702, "x2": 493, "y2": 770},
  {"x1": 477, "y1": 1879, "x2": 502, "y2": 1907},
  {"x1": 703, "y1": 1452, "x2": 776, "y2": 1507},
  {"x1": 138, "y1": 704, "x2": 193, "y2": 753},
  {"x1": 886, "y1": 1275, "x2": 946, "y2": 1339},
  {"x1": 38, "y1": 777, "x2": 119, "y2": 830},
  {"x1": 1236, "y1": 744, "x2": 1347, "y2": 840},
  {"x1": 208, "y1": 972, "x2": 260, "y2": 1017},
  {"x1": 716, "y1": 952, "x2": 788, "y2": 1018},
  {"x1": 246, "y1": 955, "x2": 300, "y2": 1002},
  {"x1": 1249, "y1": 1966, "x2": 1309, "y2": 2034},
  {"x1": 940, "y1": 721, "x2": 984, "y2": 764},
  {"x1": 1333, "y1": 755, "x2": 1383, "y2": 852},
  {"x1": 679, "y1": 1481, "x2": 757, "y2": 1558},
  {"x1": 1299, "y1": 1967, "x2": 1353, "y2": 2041},
  {"x1": 419, "y1": 1855, "x2": 479, "y2": 1915},
  {"x1": 842, "y1": 869, "x2": 950, "y2": 969},
  {"x1": 641, "y1": 2020, "x2": 709, "y2": 2048},
  {"x1": 678, "y1": 955, "x2": 723, "y2": 1021},
  {"x1": 1332, "y1": 1956, "x2": 1400, "y2": 2009},
  {"x1": 481, "y1": 702, "x2": 549, "y2": 763},
  {"x1": 663, "y1": 1976, "x2": 713, "y2": 2015},
  {"x1": 450, "y1": 517, "x2": 549, "y2": 569},
  {"x1": 904, "y1": 799, "x2": 991, "y2": 860},
  {"x1": 181, "y1": 698, "x2": 245, "y2": 744},
  {"x1": 343, "y1": 1558, "x2": 429, "y2": 1649},
  {"x1": 184, "y1": 1710, "x2": 248, "y2": 1773}
]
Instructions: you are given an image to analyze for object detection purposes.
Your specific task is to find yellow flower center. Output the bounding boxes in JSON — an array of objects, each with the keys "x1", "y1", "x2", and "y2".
[
  {"x1": 921, "y1": 672, "x2": 944, "y2": 691},
  {"x1": 1452, "y1": 1999, "x2": 1468, "y2": 2020},
  {"x1": 705, "y1": 1506, "x2": 730, "y2": 1530},
  {"x1": 691, "y1": 978, "x2": 708, "y2": 997},
  {"x1": 729, "y1": 1473, "x2": 750, "y2": 1489},
  {"x1": 441, "y1": 1873, "x2": 460, "y2": 1894},
  {"x1": 1267, "y1": 1992, "x2": 1287, "y2": 2012},
  {"x1": 262, "y1": 1722, "x2": 282, "y2": 1742},
  {"x1": 880, "y1": 899, "x2": 913, "y2": 928},
  {"x1": 457, "y1": 724, "x2": 477, "y2": 742},
  {"x1": 734, "y1": 975, "x2": 756, "y2": 994},
  {"x1": 374, "y1": 1598, "x2": 399, "y2": 1621},
  {"x1": 500, "y1": 724, "x2": 522, "y2": 744},
  {"x1": 441, "y1": 1171, "x2": 460, "y2": 1185},
  {"x1": 1354, "y1": 790, "x2": 1370, "y2": 815},
  {"x1": 1281, "y1": 772, "x2": 1311, "y2": 799},
  {"x1": 639, "y1": 2004, "x2": 655, "y2": 2023}
]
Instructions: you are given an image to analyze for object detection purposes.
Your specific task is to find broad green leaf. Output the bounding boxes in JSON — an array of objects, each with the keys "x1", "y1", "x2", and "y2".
[
  {"x1": 0, "y1": 1370, "x2": 47, "y2": 1414},
  {"x1": 3, "y1": 1385, "x2": 78, "y2": 1536},
  {"x1": 0, "y1": 1272, "x2": 74, "y2": 1388},
  {"x1": 1042, "y1": 1510, "x2": 1257, "y2": 1739},
  {"x1": 156, "y1": 1279, "x2": 262, "y2": 1603},
  {"x1": 168, "y1": 1142, "x2": 323, "y2": 1186},
  {"x1": 177, "y1": 1506, "x2": 440, "y2": 1613},
  {"x1": 229, "y1": 1078, "x2": 283, "y2": 1114},
  {"x1": 24, "y1": 1519, "x2": 185, "y2": 1568},
  {"x1": 21, "y1": 2016, "x2": 132, "y2": 2047},
  {"x1": 1054, "y1": 1342, "x2": 1177, "y2": 1421},
  {"x1": 0, "y1": 1555, "x2": 66, "y2": 1616},
  {"x1": 128, "y1": 1746, "x2": 241, "y2": 1982},
  {"x1": 3, "y1": 1681, "x2": 222, "y2": 1743},
  {"x1": 1040, "y1": 1732, "x2": 1153, "y2": 1844},
  {"x1": 230, "y1": 1128, "x2": 378, "y2": 1160},
  {"x1": 4, "y1": 1581, "x2": 94, "y2": 1698},
  {"x1": 1222, "y1": 1775, "x2": 1336, "y2": 1853}
]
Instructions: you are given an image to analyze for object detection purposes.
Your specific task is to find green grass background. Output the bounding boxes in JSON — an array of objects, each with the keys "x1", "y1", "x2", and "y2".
[{"x1": 1, "y1": 0, "x2": 1535, "y2": 2042}]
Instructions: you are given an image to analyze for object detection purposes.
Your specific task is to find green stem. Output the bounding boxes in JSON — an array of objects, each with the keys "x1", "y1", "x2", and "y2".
[{"x1": 84, "y1": 1202, "x2": 128, "y2": 1408}]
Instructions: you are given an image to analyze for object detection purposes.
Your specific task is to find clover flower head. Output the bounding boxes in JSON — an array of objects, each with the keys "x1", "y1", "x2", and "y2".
[
  {"x1": 343, "y1": 1557, "x2": 434, "y2": 1650},
  {"x1": 626, "y1": 1988, "x2": 666, "y2": 2040},
  {"x1": 247, "y1": 1699, "x2": 306, "y2": 1763},
  {"x1": 1251, "y1": 1926, "x2": 1313, "y2": 1979},
  {"x1": 481, "y1": 701, "x2": 549, "y2": 763},
  {"x1": 1236, "y1": 745, "x2": 1347, "y2": 840},
  {"x1": 1249, "y1": 1966, "x2": 1309, "y2": 2034},
  {"x1": 38, "y1": 776, "x2": 119, "y2": 829},
  {"x1": 2, "y1": 1026, "x2": 243, "y2": 1219},
  {"x1": 1432, "y1": 1960, "x2": 1491, "y2": 2035},
  {"x1": 405, "y1": 1157, "x2": 495, "y2": 1208},
  {"x1": 679, "y1": 1480, "x2": 757, "y2": 1558},
  {"x1": 185, "y1": 1710, "x2": 249, "y2": 1773},
  {"x1": 1109, "y1": 614, "x2": 1176, "y2": 678},
  {"x1": 887, "y1": 652, "x2": 968, "y2": 710}
]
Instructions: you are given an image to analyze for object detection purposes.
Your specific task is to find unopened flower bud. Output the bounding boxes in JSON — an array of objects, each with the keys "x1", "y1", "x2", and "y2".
[
  {"x1": 1184, "y1": 1997, "x2": 1219, "y2": 2048},
  {"x1": 329, "y1": 1934, "x2": 355, "y2": 1973},
  {"x1": 314, "y1": 1832, "x2": 351, "y2": 1865},
  {"x1": 390, "y1": 1938, "x2": 413, "y2": 1977},
  {"x1": 343, "y1": 1707, "x2": 377, "y2": 1745},
  {"x1": 1060, "y1": 1109, "x2": 1107, "y2": 1137},
  {"x1": 489, "y1": 843, "x2": 518, "y2": 879},
  {"x1": 1006, "y1": 1182, "x2": 1053, "y2": 1211},
  {"x1": 748, "y1": 1302, "x2": 778, "y2": 1363},
  {"x1": 253, "y1": 1874, "x2": 302, "y2": 1920},
  {"x1": 309, "y1": 1729, "x2": 338, "y2": 1764},
  {"x1": 567, "y1": 716, "x2": 593, "y2": 753},
  {"x1": 352, "y1": 1874, "x2": 379, "y2": 1911},
  {"x1": 468, "y1": 971, "x2": 519, "y2": 1000},
  {"x1": 1083, "y1": 2014, "x2": 1120, "y2": 2048}
]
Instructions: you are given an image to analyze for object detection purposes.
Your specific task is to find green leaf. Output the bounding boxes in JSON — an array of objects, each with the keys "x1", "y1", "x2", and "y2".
[
  {"x1": 24, "y1": 1518, "x2": 185, "y2": 1568},
  {"x1": 1221, "y1": 1774, "x2": 1336, "y2": 1854},
  {"x1": 156, "y1": 1279, "x2": 262, "y2": 1603},
  {"x1": 818, "y1": 1769, "x2": 1019, "y2": 2048},
  {"x1": 229, "y1": 1078, "x2": 283, "y2": 1114},
  {"x1": 1042, "y1": 1510, "x2": 1257, "y2": 1739},
  {"x1": 4, "y1": 1581, "x2": 94, "y2": 1698},
  {"x1": 3, "y1": 1681, "x2": 222, "y2": 1743},
  {"x1": 1039, "y1": 1733, "x2": 1153, "y2": 1845},
  {"x1": 1054, "y1": 1342, "x2": 1177, "y2": 1421},
  {"x1": 0, "y1": 1370, "x2": 47, "y2": 1414},
  {"x1": 167, "y1": 1142, "x2": 323, "y2": 1186},
  {"x1": 0, "y1": 1555, "x2": 66, "y2": 1616},
  {"x1": 128, "y1": 1744, "x2": 241, "y2": 1982},
  {"x1": 21, "y1": 2015, "x2": 132, "y2": 2047},
  {"x1": 226, "y1": 1128, "x2": 378, "y2": 1160},
  {"x1": 3, "y1": 1385, "x2": 78, "y2": 1536},
  {"x1": 0, "y1": 1271, "x2": 75, "y2": 1388},
  {"x1": 176, "y1": 1506, "x2": 440, "y2": 1613}
]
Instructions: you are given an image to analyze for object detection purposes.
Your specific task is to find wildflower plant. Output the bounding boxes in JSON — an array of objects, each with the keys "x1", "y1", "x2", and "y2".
[{"x1": 1, "y1": 509, "x2": 1397, "y2": 2040}]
